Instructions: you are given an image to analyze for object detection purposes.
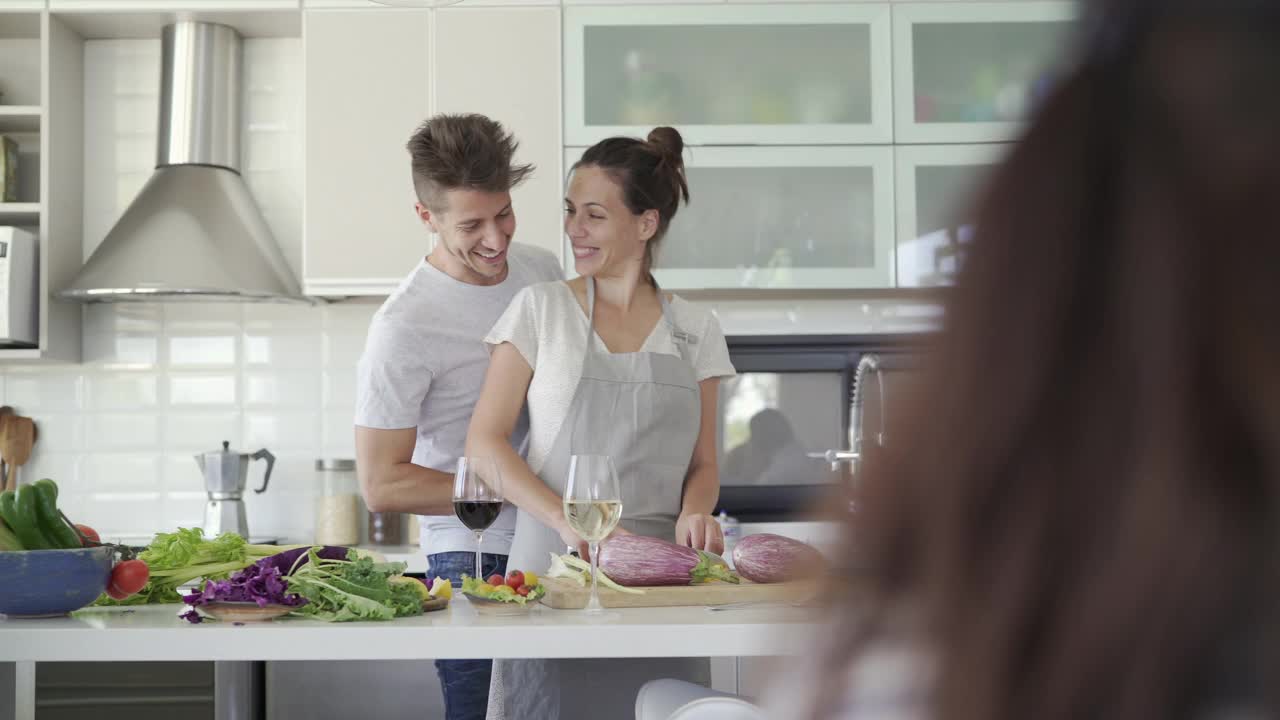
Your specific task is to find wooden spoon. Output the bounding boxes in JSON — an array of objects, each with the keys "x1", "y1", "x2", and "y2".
[
  {"x1": 0, "y1": 408, "x2": 12, "y2": 492},
  {"x1": 2, "y1": 416, "x2": 35, "y2": 490}
]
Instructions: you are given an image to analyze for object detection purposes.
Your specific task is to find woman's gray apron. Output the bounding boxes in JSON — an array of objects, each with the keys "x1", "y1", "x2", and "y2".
[{"x1": 486, "y1": 278, "x2": 710, "y2": 720}]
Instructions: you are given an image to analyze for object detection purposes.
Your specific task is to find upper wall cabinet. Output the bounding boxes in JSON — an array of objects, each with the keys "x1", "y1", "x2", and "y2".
[
  {"x1": 892, "y1": 2, "x2": 1076, "y2": 144},
  {"x1": 435, "y1": 6, "x2": 561, "y2": 262},
  {"x1": 589, "y1": 145, "x2": 895, "y2": 291},
  {"x1": 302, "y1": 9, "x2": 430, "y2": 296},
  {"x1": 564, "y1": 4, "x2": 892, "y2": 147},
  {"x1": 894, "y1": 143, "x2": 1007, "y2": 288}
]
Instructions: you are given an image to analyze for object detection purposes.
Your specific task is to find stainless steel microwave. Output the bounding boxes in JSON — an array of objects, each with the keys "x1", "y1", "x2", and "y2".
[
  {"x1": 717, "y1": 334, "x2": 927, "y2": 520},
  {"x1": 0, "y1": 227, "x2": 38, "y2": 347}
]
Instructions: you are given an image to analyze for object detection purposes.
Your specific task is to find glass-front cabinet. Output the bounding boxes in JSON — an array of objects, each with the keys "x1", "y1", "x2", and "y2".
[
  {"x1": 564, "y1": 4, "x2": 892, "y2": 146},
  {"x1": 564, "y1": 146, "x2": 895, "y2": 290},
  {"x1": 893, "y1": 2, "x2": 1076, "y2": 143},
  {"x1": 894, "y1": 144, "x2": 1008, "y2": 287}
]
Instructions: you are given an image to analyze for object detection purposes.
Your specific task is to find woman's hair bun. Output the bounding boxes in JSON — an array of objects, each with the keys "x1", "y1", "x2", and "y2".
[{"x1": 646, "y1": 126, "x2": 685, "y2": 161}]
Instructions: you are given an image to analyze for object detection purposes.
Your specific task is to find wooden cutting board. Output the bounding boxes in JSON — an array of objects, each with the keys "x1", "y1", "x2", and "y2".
[{"x1": 538, "y1": 576, "x2": 814, "y2": 609}]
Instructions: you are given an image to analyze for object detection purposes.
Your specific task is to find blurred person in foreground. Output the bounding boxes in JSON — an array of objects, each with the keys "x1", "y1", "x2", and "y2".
[{"x1": 777, "y1": 2, "x2": 1280, "y2": 719}]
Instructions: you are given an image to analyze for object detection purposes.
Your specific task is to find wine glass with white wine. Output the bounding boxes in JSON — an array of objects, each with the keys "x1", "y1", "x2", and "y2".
[{"x1": 563, "y1": 454, "x2": 622, "y2": 613}]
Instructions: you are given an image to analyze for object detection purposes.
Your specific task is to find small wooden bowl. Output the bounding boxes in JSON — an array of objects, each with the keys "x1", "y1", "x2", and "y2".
[{"x1": 199, "y1": 602, "x2": 294, "y2": 622}]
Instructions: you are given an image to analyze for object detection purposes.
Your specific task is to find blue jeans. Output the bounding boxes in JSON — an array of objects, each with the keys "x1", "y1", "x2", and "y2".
[{"x1": 428, "y1": 551, "x2": 508, "y2": 720}]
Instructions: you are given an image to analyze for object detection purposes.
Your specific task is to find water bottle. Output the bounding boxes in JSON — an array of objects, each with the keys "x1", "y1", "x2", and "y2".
[{"x1": 718, "y1": 510, "x2": 740, "y2": 566}]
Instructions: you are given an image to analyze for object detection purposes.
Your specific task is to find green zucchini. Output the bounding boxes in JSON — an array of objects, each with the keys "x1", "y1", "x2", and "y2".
[{"x1": 0, "y1": 490, "x2": 49, "y2": 550}]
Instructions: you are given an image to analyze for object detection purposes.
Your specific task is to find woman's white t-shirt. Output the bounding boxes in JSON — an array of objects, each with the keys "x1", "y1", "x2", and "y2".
[{"x1": 485, "y1": 281, "x2": 737, "y2": 475}]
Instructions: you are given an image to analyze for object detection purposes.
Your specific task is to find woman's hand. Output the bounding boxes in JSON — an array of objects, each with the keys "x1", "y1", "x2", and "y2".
[
  {"x1": 556, "y1": 521, "x2": 633, "y2": 561},
  {"x1": 676, "y1": 513, "x2": 724, "y2": 555}
]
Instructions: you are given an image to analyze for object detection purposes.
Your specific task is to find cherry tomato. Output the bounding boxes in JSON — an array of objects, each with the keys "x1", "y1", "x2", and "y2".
[
  {"x1": 516, "y1": 585, "x2": 531, "y2": 597},
  {"x1": 505, "y1": 570, "x2": 525, "y2": 590},
  {"x1": 486, "y1": 573, "x2": 505, "y2": 587},
  {"x1": 75, "y1": 524, "x2": 100, "y2": 545},
  {"x1": 109, "y1": 559, "x2": 150, "y2": 597}
]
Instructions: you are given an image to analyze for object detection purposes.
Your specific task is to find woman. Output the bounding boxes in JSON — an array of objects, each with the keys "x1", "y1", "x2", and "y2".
[
  {"x1": 467, "y1": 126, "x2": 736, "y2": 720},
  {"x1": 775, "y1": 2, "x2": 1280, "y2": 719}
]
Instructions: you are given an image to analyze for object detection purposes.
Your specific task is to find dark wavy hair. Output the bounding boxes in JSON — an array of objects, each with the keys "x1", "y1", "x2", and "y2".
[{"x1": 573, "y1": 126, "x2": 690, "y2": 282}]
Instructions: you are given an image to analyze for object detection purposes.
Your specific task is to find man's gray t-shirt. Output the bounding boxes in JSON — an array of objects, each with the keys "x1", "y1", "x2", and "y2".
[{"x1": 355, "y1": 243, "x2": 562, "y2": 555}]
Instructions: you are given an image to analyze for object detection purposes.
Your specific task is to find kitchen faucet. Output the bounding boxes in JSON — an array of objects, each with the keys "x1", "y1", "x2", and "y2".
[{"x1": 810, "y1": 353, "x2": 885, "y2": 473}]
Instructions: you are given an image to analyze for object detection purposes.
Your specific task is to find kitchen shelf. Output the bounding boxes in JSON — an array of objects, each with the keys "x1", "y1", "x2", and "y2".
[
  {"x1": 0, "y1": 202, "x2": 40, "y2": 224},
  {"x1": 0, "y1": 105, "x2": 41, "y2": 132}
]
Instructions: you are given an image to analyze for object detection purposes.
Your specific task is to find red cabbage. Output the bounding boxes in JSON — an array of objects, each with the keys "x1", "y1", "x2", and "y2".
[
  {"x1": 254, "y1": 546, "x2": 352, "y2": 576},
  {"x1": 180, "y1": 563, "x2": 307, "y2": 623}
]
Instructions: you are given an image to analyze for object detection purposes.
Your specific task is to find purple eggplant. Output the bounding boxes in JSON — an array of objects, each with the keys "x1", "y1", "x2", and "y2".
[
  {"x1": 731, "y1": 533, "x2": 821, "y2": 583},
  {"x1": 598, "y1": 535, "x2": 739, "y2": 586}
]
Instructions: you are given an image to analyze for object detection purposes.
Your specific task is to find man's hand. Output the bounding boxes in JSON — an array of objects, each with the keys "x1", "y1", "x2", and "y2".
[{"x1": 676, "y1": 513, "x2": 724, "y2": 555}]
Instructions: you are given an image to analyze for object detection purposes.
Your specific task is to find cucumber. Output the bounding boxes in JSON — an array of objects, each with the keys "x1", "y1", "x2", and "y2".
[
  {"x1": 0, "y1": 490, "x2": 49, "y2": 550},
  {"x1": 32, "y1": 479, "x2": 80, "y2": 549}
]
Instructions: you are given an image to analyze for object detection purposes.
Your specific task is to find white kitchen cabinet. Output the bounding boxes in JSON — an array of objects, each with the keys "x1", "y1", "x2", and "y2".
[
  {"x1": 0, "y1": 9, "x2": 82, "y2": 362},
  {"x1": 564, "y1": 4, "x2": 892, "y2": 147},
  {"x1": 302, "y1": 9, "x2": 431, "y2": 296},
  {"x1": 892, "y1": 2, "x2": 1075, "y2": 143},
  {"x1": 50, "y1": 1, "x2": 295, "y2": 9},
  {"x1": 566, "y1": 145, "x2": 894, "y2": 290},
  {"x1": 434, "y1": 6, "x2": 561, "y2": 262},
  {"x1": 894, "y1": 143, "x2": 1007, "y2": 287}
]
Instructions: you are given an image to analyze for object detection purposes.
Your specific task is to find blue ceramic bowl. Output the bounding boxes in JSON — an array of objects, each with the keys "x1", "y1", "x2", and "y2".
[{"x1": 0, "y1": 547, "x2": 115, "y2": 618}]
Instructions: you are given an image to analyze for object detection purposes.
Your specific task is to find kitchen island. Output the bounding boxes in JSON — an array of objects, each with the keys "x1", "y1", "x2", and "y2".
[{"x1": 1, "y1": 599, "x2": 818, "y2": 719}]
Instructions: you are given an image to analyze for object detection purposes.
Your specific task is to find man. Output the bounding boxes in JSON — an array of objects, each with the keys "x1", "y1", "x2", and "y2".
[{"x1": 355, "y1": 113, "x2": 561, "y2": 720}]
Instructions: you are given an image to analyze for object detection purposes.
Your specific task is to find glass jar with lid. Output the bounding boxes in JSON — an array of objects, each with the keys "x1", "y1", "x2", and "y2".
[{"x1": 314, "y1": 459, "x2": 361, "y2": 546}]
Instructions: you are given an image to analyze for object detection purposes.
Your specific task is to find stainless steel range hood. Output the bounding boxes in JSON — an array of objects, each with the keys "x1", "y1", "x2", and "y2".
[{"x1": 60, "y1": 21, "x2": 308, "y2": 304}]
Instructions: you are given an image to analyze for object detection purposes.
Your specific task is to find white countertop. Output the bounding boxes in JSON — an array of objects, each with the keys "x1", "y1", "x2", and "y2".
[{"x1": 0, "y1": 600, "x2": 820, "y2": 663}]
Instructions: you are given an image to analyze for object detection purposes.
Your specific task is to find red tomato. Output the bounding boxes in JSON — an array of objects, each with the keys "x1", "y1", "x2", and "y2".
[
  {"x1": 486, "y1": 574, "x2": 505, "y2": 587},
  {"x1": 105, "y1": 584, "x2": 130, "y2": 600},
  {"x1": 109, "y1": 559, "x2": 150, "y2": 597},
  {"x1": 505, "y1": 570, "x2": 525, "y2": 590},
  {"x1": 75, "y1": 524, "x2": 100, "y2": 545},
  {"x1": 516, "y1": 585, "x2": 531, "y2": 597}
]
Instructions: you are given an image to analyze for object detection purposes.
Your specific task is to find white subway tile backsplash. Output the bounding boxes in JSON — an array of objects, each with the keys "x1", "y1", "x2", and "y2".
[
  {"x1": 244, "y1": 331, "x2": 324, "y2": 369},
  {"x1": 322, "y1": 410, "x2": 357, "y2": 457},
  {"x1": 322, "y1": 370, "x2": 356, "y2": 409},
  {"x1": 18, "y1": 453, "x2": 78, "y2": 492},
  {"x1": 159, "y1": 492, "x2": 209, "y2": 533},
  {"x1": 2, "y1": 372, "x2": 84, "y2": 412},
  {"x1": 79, "y1": 454, "x2": 162, "y2": 492},
  {"x1": 83, "y1": 333, "x2": 161, "y2": 368},
  {"x1": 244, "y1": 304, "x2": 324, "y2": 331},
  {"x1": 83, "y1": 414, "x2": 161, "y2": 451},
  {"x1": 163, "y1": 456, "x2": 216, "y2": 494},
  {"x1": 165, "y1": 412, "x2": 243, "y2": 450},
  {"x1": 85, "y1": 373, "x2": 159, "y2": 409},
  {"x1": 245, "y1": 370, "x2": 322, "y2": 408},
  {"x1": 26, "y1": 414, "x2": 83, "y2": 454},
  {"x1": 168, "y1": 336, "x2": 238, "y2": 367},
  {"x1": 244, "y1": 411, "x2": 323, "y2": 452},
  {"x1": 324, "y1": 333, "x2": 368, "y2": 371},
  {"x1": 168, "y1": 374, "x2": 239, "y2": 406}
]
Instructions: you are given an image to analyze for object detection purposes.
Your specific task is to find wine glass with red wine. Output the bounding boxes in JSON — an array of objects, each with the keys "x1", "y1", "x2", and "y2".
[{"x1": 453, "y1": 457, "x2": 504, "y2": 581}]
